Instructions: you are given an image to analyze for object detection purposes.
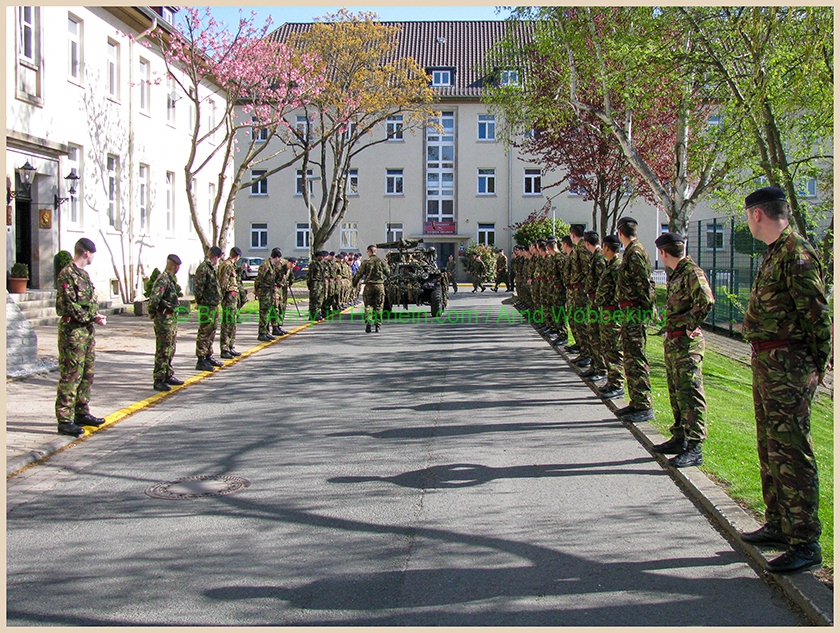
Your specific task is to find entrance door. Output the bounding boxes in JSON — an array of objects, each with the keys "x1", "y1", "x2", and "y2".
[
  {"x1": 437, "y1": 242, "x2": 454, "y2": 270},
  {"x1": 14, "y1": 198, "x2": 31, "y2": 270}
]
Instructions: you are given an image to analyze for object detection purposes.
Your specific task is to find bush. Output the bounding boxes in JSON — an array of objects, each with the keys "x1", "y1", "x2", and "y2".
[
  {"x1": 461, "y1": 242, "x2": 497, "y2": 277},
  {"x1": 510, "y1": 209, "x2": 570, "y2": 246},
  {"x1": 53, "y1": 251, "x2": 72, "y2": 286},
  {"x1": 143, "y1": 268, "x2": 183, "y2": 299},
  {"x1": 9, "y1": 262, "x2": 29, "y2": 279}
]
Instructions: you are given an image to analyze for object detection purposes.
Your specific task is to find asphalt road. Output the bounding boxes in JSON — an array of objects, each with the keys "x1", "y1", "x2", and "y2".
[{"x1": 6, "y1": 293, "x2": 805, "y2": 625}]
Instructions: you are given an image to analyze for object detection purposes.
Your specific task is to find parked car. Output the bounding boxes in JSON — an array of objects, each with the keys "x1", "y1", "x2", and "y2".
[
  {"x1": 240, "y1": 257, "x2": 264, "y2": 280},
  {"x1": 292, "y1": 257, "x2": 309, "y2": 279}
]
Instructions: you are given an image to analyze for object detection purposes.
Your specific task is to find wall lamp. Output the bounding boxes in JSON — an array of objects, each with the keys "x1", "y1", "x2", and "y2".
[
  {"x1": 7, "y1": 160, "x2": 36, "y2": 203},
  {"x1": 54, "y1": 170, "x2": 81, "y2": 210}
]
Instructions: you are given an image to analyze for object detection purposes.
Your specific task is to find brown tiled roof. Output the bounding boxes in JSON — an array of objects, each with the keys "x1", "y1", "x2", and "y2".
[{"x1": 269, "y1": 20, "x2": 533, "y2": 99}]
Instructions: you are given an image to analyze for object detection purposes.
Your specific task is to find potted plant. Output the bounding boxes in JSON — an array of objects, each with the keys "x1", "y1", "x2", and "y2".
[{"x1": 8, "y1": 262, "x2": 29, "y2": 294}]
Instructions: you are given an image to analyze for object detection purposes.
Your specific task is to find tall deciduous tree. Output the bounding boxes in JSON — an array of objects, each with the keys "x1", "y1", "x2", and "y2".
[
  {"x1": 282, "y1": 10, "x2": 438, "y2": 253},
  {"x1": 155, "y1": 8, "x2": 324, "y2": 253}
]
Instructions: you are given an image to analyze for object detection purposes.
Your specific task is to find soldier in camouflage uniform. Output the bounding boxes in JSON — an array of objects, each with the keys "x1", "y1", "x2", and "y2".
[
  {"x1": 613, "y1": 216, "x2": 656, "y2": 423},
  {"x1": 547, "y1": 237, "x2": 568, "y2": 346},
  {"x1": 446, "y1": 254, "x2": 458, "y2": 293},
  {"x1": 273, "y1": 256, "x2": 296, "y2": 336},
  {"x1": 567, "y1": 227, "x2": 591, "y2": 363},
  {"x1": 470, "y1": 252, "x2": 487, "y2": 292},
  {"x1": 256, "y1": 248, "x2": 282, "y2": 341},
  {"x1": 738, "y1": 187, "x2": 832, "y2": 574},
  {"x1": 594, "y1": 235, "x2": 624, "y2": 400},
  {"x1": 352, "y1": 244, "x2": 391, "y2": 332},
  {"x1": 54, "y1": 238, "x2": 108, "y2": 437},
  {"x1": 339, "y1": 252, "x2": 353, "y2": 307},
  {"x1": 218, "y1": 246, "x2": 243, "y2": 358},
  {"x1": 581, "y1": 231, "x2": 607, "y2": 380},
  {"x1": 492, "y1": 248, "x2": 508, "y2": 292},
  {"x1": 307, "y1": 251, "x2": 327, "y2": 320},
  {"x1": 653, "y1": 232, "x2": 715, "y2": 468},
  {"x1": 323, "y1": 251, "x2": 340, "y2": 315},
  {"x1": 194, "y1": 246, "x2": 224, "y2": 371},
  {"x1": 150, "y1": 254, "x2": 185, "y2": 391}
]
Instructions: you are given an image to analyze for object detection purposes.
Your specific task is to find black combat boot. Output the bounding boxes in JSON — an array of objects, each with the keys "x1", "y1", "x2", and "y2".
[
  {"x1": 374, "y1": 324, "x2": 381, "y2": 333},
  {"x1": 207, "y1": 356, "x2": 224, "y2": 368},
  {"x1": 220, "y1": 350, "x2": 235, "y2": 359},
  {"x1": 153, "y1": 381, "x2": 171, "y2": 392},
  {"x1": 669, "y1": 441, "x2": 703, "y2": 468},
  {"x1": 365, "y1": 323, "x2": 372, "y2": 333},
  {"x1": 165, "y1": 376, "x2": 184, "y2": 385},
  {"x1": 620, "y1": 407, "x2": 655, "y2": 423},
  {"x1": 58, "y1": 422, "x2": 86, "y2": 437},
  {"x1": 741, "y1": 523, "x2": 788, "y2": 546},
  {"x1": 652, "y1": 436, "x2": 686, "y2": 455},
  {"x1": 767, "y1": 543, "x2": 821, "y2": 573},
  {"x1": 196, "y1": 357, "x2": 216, "y2": 371},
  {"x1": 75, "y1": 413, "x2": 105, "y2": 427}
]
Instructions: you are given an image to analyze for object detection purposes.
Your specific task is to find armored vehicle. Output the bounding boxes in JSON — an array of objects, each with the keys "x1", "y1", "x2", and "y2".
[{"x1": 375, "y1": 238, "x2": 448, "y2": 317}]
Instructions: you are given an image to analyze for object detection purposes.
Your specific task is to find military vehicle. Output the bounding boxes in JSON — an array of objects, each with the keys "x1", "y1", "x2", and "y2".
[{"x1": 375, "y1": 238, "x2": 448, "y2": 317}]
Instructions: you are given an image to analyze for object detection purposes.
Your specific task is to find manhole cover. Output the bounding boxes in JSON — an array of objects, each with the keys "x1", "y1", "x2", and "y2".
[{"x1": 145, "y1": 475, "x2": 251, "y2": 500}]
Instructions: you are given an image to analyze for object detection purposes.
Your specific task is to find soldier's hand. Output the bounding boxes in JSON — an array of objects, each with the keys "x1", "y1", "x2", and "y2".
[
  {"x1": 688, "y1": 326, "x2": 702, "y2": 339},
  {"x1": 94, "y1": 313, "x2": 107, "y2": 326}
]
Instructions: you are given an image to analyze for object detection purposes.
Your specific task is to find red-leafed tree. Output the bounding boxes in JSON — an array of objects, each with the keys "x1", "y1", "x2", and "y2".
[{"x1": 153, "y1": 8, "x2": 325, "y2": 252}]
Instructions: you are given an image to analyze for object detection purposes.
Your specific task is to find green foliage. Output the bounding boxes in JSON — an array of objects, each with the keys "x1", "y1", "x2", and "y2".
[
  {"x1": 510, "y1": 209, "x2": 570, "y2": 246},
  {"x1": 461, "y1": 242, "x2": 497, "y2": 275},
  {"x1": 9, "y1": 262, "x2": 29, "y2": 279},
  {"x1": 144, "y1": 268, "x2": 183, "y2": 299},
  {"x1": 53, "y1": 251, "x2": 72, "y2": 286}
]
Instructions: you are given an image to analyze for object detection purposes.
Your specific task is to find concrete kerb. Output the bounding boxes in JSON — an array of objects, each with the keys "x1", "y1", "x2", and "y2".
[
  {"x1": 521, "y1": 312, "x2": 833, "y2": 626},
  {"x1": 5, "y1": 310, "x2": 339, "y2": 479}
]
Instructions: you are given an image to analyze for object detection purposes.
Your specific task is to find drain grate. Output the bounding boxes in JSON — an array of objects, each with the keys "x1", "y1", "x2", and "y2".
[{"x1": 145, "y1": 475, "x2": 251, "y2": 500}]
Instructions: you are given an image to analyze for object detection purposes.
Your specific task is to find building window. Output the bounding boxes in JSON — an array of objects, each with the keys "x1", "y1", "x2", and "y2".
[
  {"x1": 426, "y1": 200, "x2": 455, "y2": 223},
  {"x1": 431, "y1": 69, "x2": 451, "y2": 86},
  {"x1": 252, "y1": 117, "x2": 268, "y2": 142},
  {"x1": 477, "y1": 168, "x2": 496, "y2": 195},
  {"x1": 568, "y1": 182, "x2": 586, "y2": 196},
  {"x1": 477, "y1": 114, "x2": 496, "y2": 141},
  {"x1": 524, "y1": 169, "x2": 541, "y2": 195},
  {"x1": 138, "y1": 58, "x2": 150, "y2": 114},
  {"x1": 160, "y1": 7, "x2": 174, "y2": 24},
  {"x1": 478, "y1": 223, "x2": 496, "y2": 246},
  {"x1": 386, "y1": 222, "x2": 403, "y2": 242},
  {"x1": 68, "y1": 14, "x2": 82, "y2": 81},
  {"x1": 296, "y1": 169, "x2": 314, "y2": 196},
  {"x1": 706, "y1": 224, "x2": 724, "y2": 250},
  {"x1": 340, "y1": 222, "x2": 358, "y2": 250},
  {"x1": 798, "y1": 178, "x2": 818, "y2": 198},
  {"x1": 295, "y1": 223, "x2": 310, "y2": 249},
  {"x1": 207, "y1": 99, "x2": 216, "y2": 141},
  {"x1": 139, "y1": 163, "x2": 149, "y2": 232},
  {"x1": 107, "y1": 154, "x2": 119, "y2": 228},
  {"x1": 500, "y1": 69, "x2": 519, "y2": 86},
  {"x1": 18, "y1": 7, "x2": 37, "y2": 65},
  {"x1": 386, "y1": 115, "x2": 404, "y2": 141},
  {"x1": 347, "y1": 169, "x2": 359, "y2": 196},
  {"x1": 107, "y1": 39, "x2": 119, "y2": 99},
  {"x1": 250, "y1": 170, "x2": 268, "y2": 196},
  {"x1": 344, "y1": 120, "x2": 357, "y2": 142},
  {"x1": 66, "y1": 145, "x2": 82, "y2": 226},
  {"x1": 386, "y1": 169, "x2": 404, "y2": 195},
  {"x1": 165, "y1": 75, "x2": 177, "y2": 124},
  {"x1": 426, "y1": 110, "x2": 455, "y2": 225},
  {"x1": 251, "y1": 223, "x2": 268, "y2": 250},
  {"x1": 165, "y1": 171, "x2": 174, "y2": 233},
  {"x1": 295, "y1": 115, "x2": 309, "y2": 141}
]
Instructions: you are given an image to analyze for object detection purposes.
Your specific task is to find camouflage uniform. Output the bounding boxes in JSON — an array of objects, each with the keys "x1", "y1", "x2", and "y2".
[
  {"x1": 494, "y1": 252, "x2": 508, "y2": 291},
  {"x1": 585, "y1": 246, "x2": 607, "y2": 373},
  {"x1": 324, "y1": 258, "x2": 339, "y2": 313},
  {"x1": 663, "y1": 256, "x2": 715, "y2": 442},
  {"x1": 340, "y1": 260, "x2": 353, "y2": 306},
  {"x1": 352, "y1": 254, "x2": 391, "y2": 325},
  {"x1": 194, "y1": 258, "x2": 222, "y2": 358},
  {"x1": 217, "y1": 257, "x2": 241, "y2": 353},
  {"x1": 567, "y1": 240, "x2": 591, "y2": 355},
  {"x1": 307, "y1": 257, "x2": 325, "y2": 320},
  {"x1": 616, "y1": 240, "x2": 655, "y2": 410},
  {"x1": 55, "y1": 263, "x2": 98, "y2": 425},
  {"x1": 446, "y1": 258, "x2": 458, "y2": 293},
  {"x1": 743, "y1": 225, "x2": 831, "y2": 545},
  {"x1": 274, "y1": 261, "x2": 294, "y2": 326},
  {"x1": 255, "y1": 258, "x2": 276, "y2": 336},
  {"x1": 595, "y1": 254, "x2": 623, "y2": 389},
  {"x1": 149, "y1": 270, "x2": 181, "y2": 382},
  {"x1": 471, "y1": 257, "x2": 487, "y2": 292},
  {"x1": 549, "y1": 249, "x2": 568, "y2": 340}
]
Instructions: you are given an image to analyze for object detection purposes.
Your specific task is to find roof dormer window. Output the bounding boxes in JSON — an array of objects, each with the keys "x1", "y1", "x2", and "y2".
[{"x1": 431, "y1": 69, "x2": 452, "y2": 87}]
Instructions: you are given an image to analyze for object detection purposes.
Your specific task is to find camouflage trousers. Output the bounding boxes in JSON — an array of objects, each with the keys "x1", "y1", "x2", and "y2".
[
  {"x1": 195, "y1": 303, "x2": 219, "y2": 357},
  {"x1": 472, "y1": 274, "x2": 485, "y2": 291},
  {"x1": 363, "y1": 283, "x2": 385, "y2": 324},
  {"x1": 567, "y1": 291, "x2": 589, "y2": 356},
  {"x1": 308, "y1": 283, "x2": 324, "y2": 320},
  {"x1": 587, "y1": 307, "x2": 606, "y2": 373},
  {"x1": 621, "y1": 321, "x2": 652, "y2": 409},
  {"x1": 274, "y1": 286, "x2": 288, "y2": 326},
  {"x1": 153, "y1": 314, "x2": 178, "y2": 381},
  {"x1": 752, "y1": 346, "x2": 821, "y2": 545},
  {"x1": 664, "y1": 335, "x2": 707, "y2": 442},
  {"x1": 219, "y1": 294, "x2": 239, "y2": 352},
  {"x1": 600, "y1": 316, "x2": 623, "y2": 389},
  {"x1": 546, "y1": 288, "x2": 567, "y2": 338},
  {"x1": 258, "y1": 290, "x2": 276, "y2": 335},
  {"x1": 55, "y1": 322, "x2": 95, "y2": 424},
  {"x1": 494, "y1": 270, "x2": 507, "y2": 290}
]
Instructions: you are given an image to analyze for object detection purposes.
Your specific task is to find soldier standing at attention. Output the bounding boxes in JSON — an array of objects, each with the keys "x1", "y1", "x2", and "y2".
[
  {"x1": 218, "y1": 246, "x2": 243, "y2": 359},
  {"x1": 256, "y1": 248, "x2": 282, "y2": 341},
  {"x1": 595, "y1": 235, "x2": 624, "y2": 400},
  {"x1": 613, "y1": 216, "x2": 656, "y2": 423},
  {"x1": 353, "y1": 244, "x2": 391, "y2": 333},
  {"x1": 194, "y1": 246, "x2": 224, "y2": 371},
  {"x1": 492, "y1": 248, "x2": 508, "y2": 292},
  {"x1": 150, "y1": 254, "x2": 185, "y2": 391},
  {"x1": 307, "y1": 251, "x2": 327, "y2": 320},
  {"x1": 738, "y1": 187, "x2": 831, "y2": 574},
  {"x1": 273, "y1": 256, "x2": 296, "y2": 336},
  {"x1": 567, "y1": 225, "x2": 592, "y2": 366},
  {"x1": 581, "y1": 231, "x2": 607, "y2": 381},
  {"x1": 547, "y1": 237, "x2": 568, "y2": 347},
  {"x1": 446, "y1": 254, "x2": 458, "y2": 293},
  {"x1": 54, "y1": 237, "x2": 108, "y2": 437},
  {"x1": 653, "y1": 232, "x2": 715, "y2": 468}
]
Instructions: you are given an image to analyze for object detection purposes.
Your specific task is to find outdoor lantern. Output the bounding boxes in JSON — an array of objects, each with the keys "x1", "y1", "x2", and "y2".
[{"x1": 55, "y1": 169, "x2": 81, "y2": 210}]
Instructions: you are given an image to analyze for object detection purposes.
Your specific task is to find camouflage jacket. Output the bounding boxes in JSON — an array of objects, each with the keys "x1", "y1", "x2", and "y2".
[
  {"x1": 274, "y1": 261, "x2": 294, "y2": 288},
  {"x1": 568, "y1": 240, "x2": 591, "y2": 288},
  {"x1": 551, "y1": 251, "x2": 567, "y2": 289},
  {"x1": 217, "y1": 258, "x2": 240, "y2": 295},
  {"x1": 446, "y1": 260, "x2": 457, "y2": 275},
  {"x1": 595, "y1": 255, "x2": 622, "y2": 309},
  {"x1": 353, "y1": 255, "x2": 390, "y2": 285},
  {"x1": 616, "y1": 240, "x2": 655, "y2": 309},
  {"x1": 149, "y1": 270, "x2": 180, "y2": 316},
  {"x1": 194, "y1": 259, "x2": 221, "y2": 307},
  {"x1": 471, "y1": 258, "x2": 487, "y2": 278},
  {"x1": 307, "y1": 259, "x2": 325, "y2": 283},
  {"x1": 495, "y1": 253, "x2": 508, "y2": 274},
  {"x1": 743, "y1": 225, "x2": 832, "y2": 372},
  {"x1": 663, "y1": 256, "x2": 714, "y2": 333},
  {"x1": 56, "y1": 262, "x2": 98, "y2": 324},
  {"x1": 255, "y1": 259, "x2": 275, "y2": 295},
  {"x1": 585, "y1": 247, "x2": 606, "y2": 297}
]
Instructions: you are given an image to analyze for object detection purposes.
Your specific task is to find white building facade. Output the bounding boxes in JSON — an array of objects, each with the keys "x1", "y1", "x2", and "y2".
[{"x1": 6, "y1": 6, "x2": 232, "y2": 300}]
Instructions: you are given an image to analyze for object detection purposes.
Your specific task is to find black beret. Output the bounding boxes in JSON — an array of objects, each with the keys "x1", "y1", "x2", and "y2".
[
  {"x1": 329, "y1": 251, "x2": 335, "y2": 256},
  {"x1": 602, "y1": 235, "x2": 621, "y2": 248},
  {"x1": 616, "y1": 216, "x2": 637, "y2": 228},
  {"x1": 270, "y1": 248, "x2": 282, "y2": 258},
  {"x1": 287, "y1": 257, "x2": 297, "y2": 263},
  {"x1": 209, "y1": 246, "x2": 223, "y2": 258},
  {"x1": 655, "y1": 232, "x2": 685, "y2": 249},
  {"x1": 230, "y1": 246, "x2": 242, "y2": 257},
  {"x1": 77, "y1": 237, "x2": 96, "y2": 253},
  {"x1": 546, "y1": 236, "x2": 558, "y2": 244},
  {"x1": 745, "y1": 186, "x2": 786, "y2": 208},
  {"x1": 167, "y1": 254, "x2": 182, "y2": 265}
]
